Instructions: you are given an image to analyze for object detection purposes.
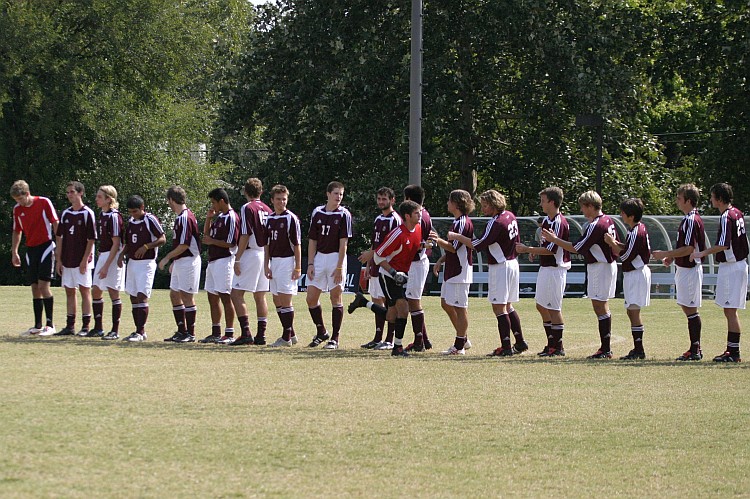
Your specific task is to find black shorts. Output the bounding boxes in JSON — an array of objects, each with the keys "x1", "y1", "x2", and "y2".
[
  {"x1": 378, "y1": 274, "x2": 406, "y2": 308},
  {"x1": 25, "y1": 241, "x2": 56, "y2": 284}
]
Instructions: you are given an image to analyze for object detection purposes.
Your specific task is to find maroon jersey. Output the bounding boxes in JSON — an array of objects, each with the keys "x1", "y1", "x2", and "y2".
[
  {"x1": 240, "y1": 199, "x2": 271, "y2": 250},
  {"x1": 369, "y1": 211, "x2": 402, "y2": 277},
  {"x1": 266, "y1": 210, "x2": 302, "y2": 258},
  {"x1": 675, "y1": 209, "x2": 705, "y2": 268},
  {"x1": 57, "y1": 206, "x2": 97, "y2": 268},
  {"x1": 715, "y1": 206, "x2": 749, "y2": 263},
  {"x1": 574, "y1": 214, "x2": 617, "y2": 264},
  {"x1": 414, "y1": 207, "x2": 433, "y2": 261},
  {"x1": 308, "y1": 205, "x2": 353, "y2": 254},
  {"x1": 13, "y1": 196, "x2": 59, "y2": 247},
  {"x1": 124, "y1": 213, "x2": 164, "y2": 261},
  {"x1": 171, "y1": 208, "x2": 201, "y2": 260},
  {"x1": 207, "y1": 210, "x2": 240, "y2": 262},
  {"x1": 97, "y1": 209, "x2": 124, "y2": 254},
  {"x1": 472, "y1": 211, "x2": 518, "y2": 264},
  {"x1": 375, "y1": 223, "x2": 422, "y2": 274},
  {"x1": 620, "y1": 222, "x2": 651, "y2": 272},
  {"x1": 444, "y1": 214, "x2": 474, "y2": 282},
  {"x1": 540, "y1": 213, "x2": 571, "y2": 268}
]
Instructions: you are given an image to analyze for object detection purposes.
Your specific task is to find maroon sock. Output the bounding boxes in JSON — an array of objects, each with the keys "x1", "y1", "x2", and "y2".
[
  {"x1": 185, "y1": 306, "x2": 196, "y2": 335},
  {"x1": 278, "y1": 307, "x2": 295, "y2": 341},
  {"x1": 497, "y1": 313, "x2": 512, "y2": 349},
  {"x1": 385, "y1": 322, "x2": 395, "y2": 343},
  {"x1": 508, "y1": 308, "x2": 524, "y2": 342},
  {"x1": 632, "y1": 325, "x2": 644, "y2": 352},
  {"x1": 687, "y1": 313, "x2": 701, "y2": 354},
  {"x1": 111, "y1": 300, "x2": 122, "y2": 333},
  {"x1": 454, "y1": 335, "x2": 467, "y2": 350},
  {"x1": 308, "y1": 306, "x2": 327, "y2": 337},
  {"x1": 373, "y1": 312, "x2": 385, "y2": 343},
  {"x1": 543, "y1": 322, "x2": 553, "y2": 348},
  {"x1": 93, "y1": 299, "x2": 104, "y2": 330},
  {"x1": 422, "y1": 321, "x2": 430, "y2": 342},
  {"x1": 66, "y1": 314, "x2": 75, "y2": 330},
  {"x1": 238, "y1": 315, "x2": 252, "y2": 337},
  {"x1": 81, "y1": 314, "x2": 91, "y2": 330},
  {"x1": 211, "y1": 324, "x2": 221, "y2": 336},
  {"x1": 331, "y1": 305, "x2": 343, "y2": 342},
  {"x1": 727, "y1": 332, "x2": 741, "y2": 354},
  {"x1": 256, "y1": 317, "x2": 267, "y2": 341},
  {"x1": 410, "y1": 309, "x2": 425, "y2": 343},
  {"x1": 552, "y1": 324, "x2": 564, "y2": 350},
  {"x1": 598, "y1": 314, "x2": 611, "y2": 351},
  {"x1": 172, "y1": 305, "x2": 186, "y2": 333}
]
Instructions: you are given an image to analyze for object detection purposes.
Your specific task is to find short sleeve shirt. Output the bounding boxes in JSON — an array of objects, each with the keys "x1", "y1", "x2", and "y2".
[
  {"x1": 444, "y1": 215, "x2": 474, "y2": 283},
  {"x1": 240, "y1": 199, "x2": 272, "y2": 250},
  {"x1": 97, "y1": 209, "x2": 124, "y2": 254},
  {"x1": 715, "y1": 206, "x2": 749, "y2": 263},
  {"x1": 57, "y1": 205, "x2": 97, "y2": 268},
  {"x1": 12, "y1": 196, "x2": 59, "y2": 247},
  {"x1": 266, "y1": 210, "x2": 302, "y2": 259},
  {"x1": 471, "y1": 211, "x2": 518, "y2": 265},
  {"x1": 308, "y1": 205, "x2": 353, "y2": 254},
  {"x1": 675, "y1": 210, "x2": 705, "y2": 268},
  {"x1": 539, "y1": 213, "x2": 571, "y2": 268},
  {"x1": 620, "y1": 222, "x2": 651, "y2": 272},
  {"x1": 374, "y1": 223, "x2": 422, "y2": 274},
  {"x1": 124, "y1": 213, "x2": 164, "y2": 261},
  {"x1": 574, "y1": 214, "x2": 617, "y2": 264},
  {"x1": 369, "y1": 211, "x2": 402, "y2": 277},
  {"x1": 207, "y1": 210, "x2": 240, "y2": 262},
  {"x1": 171, "y1": 208, "x2": 201, "y2": 260}
]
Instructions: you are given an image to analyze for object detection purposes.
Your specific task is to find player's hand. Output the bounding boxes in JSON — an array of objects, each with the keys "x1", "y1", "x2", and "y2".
[
  {"x1": 11, "y1": 253, "x2": 21, "y2": 267},
  {"x1": 541, "y1": 228, "x2": 556, "y2": 242},
  {"x1": 291, "y1": 267, "x2": 301, "y2": 280},
  {"x1": 202, "y1": 234, "x2": 213, "y2": 245},
  {"x1": 206, "y1": 208, "x2": 216, "y2": 219},
  {"x1": 135, "y1": 246, "x2": 147, "y2": 259},
  {"x1": 158, "y1": 258, "x2": 167, "y2": 271},
  {"x1": 447, "y1": 231, "x2": 458, "y2": 241},
  {"x1": 56, "y1": 261, "x2": 63, "y2": 276},
  {"x1": 432, "y1": 260, "x2": 443, "y2": 277},
  {"x1": 79, "y1": 261, "x2": 87, "y2": 274},
  {"x1": 390, "y1": 269, "x2": 408, "y2": 286},
  {"x1": 689, "y1": 251, "x2": 701, "y2": 262},
  {"x1": 332, "y1": 267, "x2": 343, "y2": 285},
  {"x1": 98, "y1": 267, "x2": 109, "y2": 279},
  {"x1": 516, "y1": 243, "x2": 529, "y2": 253},
  {"x1": 662, "y1": 256, "x2": 673, "y2": 267},
  {"x1": 651, "y1": 250, "x2": 665, "y2": 261},
  {"x1": 234, "y1": 261, "x2": 242, "y2": 276},
  {"x1": 265, "y1": 266, "x2": 272, "y2": 279},
  {"x1": 307, "y1": 264, "x2": 315, "y2": 281},
  {"x1": 429, "y1": 230, "x2": 439, "y2": 241},
  {"x1": 358, "y1": 249, "x2": 373, "y2": 264}
]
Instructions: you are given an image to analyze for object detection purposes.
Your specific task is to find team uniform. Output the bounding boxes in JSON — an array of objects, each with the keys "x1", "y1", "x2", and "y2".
[
  {"x1": 94, "y1": 209, "x2": 125, "y2": 292},
  {"x1": 233, "y1": 199, "x2": 272, "y2": 292},
  {"x1": 169, "y1": 208, "x2": 201, "y2": 294},
  {"x1": 375, "y1": 223, "x2": 423, "y2": 306},
  {"x1": 713, "y1": 206, "x2": 749, "y2": 310},
  {"x1": 266, "y1": 210, "x2": 302, "y2": 296},
  {"x1": 441, "y1": 214, "x2": 474, "y2": 308},
  {"x1": 368, "y1": 211, "x2": 402, "y2": 299},
  {"x1": 57, "y1": 205, "x2": 97, "y2": 289},
  {"x1": 13, "y1": 196, "x2": 59, "y2": 284},
  {"x1": 307, "y1": 205, "x2": 354, "y2": 292},
  {"x1": 123, "y1": 213, "x2": 164, "y2": 299},
  {"x1": 620, "y1": 222, "x2": 652, "y2": 309},
  {"x1": 205, "y1": 210, "x2": 240, "y2": 295},
  {"x1": 674, "y1": 209, "x2": 706, "y2": 308},
  {"x1": 536, "y1": 214, "x2": 571, "y2": 311},
  {"x1": 406, "y1": 208, "x2": 432, "y2": 300}
]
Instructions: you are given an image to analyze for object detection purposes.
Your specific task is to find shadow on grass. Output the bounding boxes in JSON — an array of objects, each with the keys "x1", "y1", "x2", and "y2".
[{"x1": 3, "y1": 335, "x2": 748, "y2": 368}]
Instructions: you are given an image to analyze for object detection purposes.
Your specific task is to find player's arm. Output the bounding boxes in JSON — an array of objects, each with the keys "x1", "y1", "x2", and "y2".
[
  {"x1": 447, "y1": 231, "x2": 474, "y2": 249},
  {"x1": 11, "y1": 230, "x2": 22, "y2": 267},
  {"x1": 263, "y1": 245, "x2": 272, "y2": 279},
  {"x1": 603, "y1": 233, "x2": 625, "y2": 256},
  {"x1": 202, "y1": 209, "x2": 214, "y2": 245},
  {"x1": 98, "y1": 236, "x2": 121, "y2": 278},
  {"x1": 430, "y1": 230, "x2": 457, "y2": 253},
  {"x1": 692, "y1": 243, "x2": 727, "y2": 261},
  {"x1": 652, "y1": 245, "x2": 695, "y2": 262},
  {"x1": 292, "y1": 243, "x2": 302, "y2": 280},
  {"x1": 54, "y1": 233, "x2": 63, "y2": 275},
  {"x1": 541, "y1": 228, "x2": 577, "y2": 253},
  {"x1": 307, "y1": 237, "x2": 317, "y2": 280},
  {"x1": 358, "y1": 248, "x2": 374, "y2": 264},
  {"x1": 432, "y1": 254, "x2": 446, "y2": 276},
  {"x1": 333, "y1": 236, "x2": 348, "y2": 284},
  {"x1": 80, "y1": 238, "x2": 95, "y2": 274},
  {"x1": 159, "y1": 243, "x2": 188, "y2": 270},
  {"x1": 516, "y1": 243, "x2": 555, "y2": 256}
]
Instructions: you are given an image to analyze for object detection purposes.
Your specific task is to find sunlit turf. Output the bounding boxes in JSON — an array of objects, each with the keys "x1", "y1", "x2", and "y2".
[{"x1": 1, "y1": 286, "x2": 748, "y2": 497}]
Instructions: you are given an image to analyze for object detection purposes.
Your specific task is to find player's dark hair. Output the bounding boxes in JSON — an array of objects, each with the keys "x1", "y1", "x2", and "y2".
[
  {"x1": 377, "y1": 187, "x2": 395, "y2": 200},
  {"x1": 398, "y1": 200, "x2": 420, "y2": 218},
  {"x1": 126, "y1": 195, "x2": 145, "y2": 210},
  {"x1": 539, "y1": 186, "x2": 563, "y2": 208},
  {"x1": 67, "y1": 181, "x2": 85, "y2": 196},
  {"x1": 208, "y1": 188, "x2": 229, "y2": 205},
  {"x1": 166, "y1": 185, "x2": 186, "y2": 205},
  {"x1": 327, "y1": 181, "x2": 344, "y2": 193},
  {"x1": 620, "y1": 198, "x2": 644, "y2": 223},
  {"x1": 403, "y1": 184, "x2": 425, "y2": 205},
  {"x1": 244, "y1": 177, "x2": 263, "y2": 198},
  {"x1": 449, "y1": 189, "x2": 475, "y2": 215},
  {"x1": 677, "y1": 184, "x2": 700, "y2": 207},
  {"x1": 710, "y1": 183, "x2": 733, "y2": 204},
  {"x1": 270, "y1": 184, "x2": 289, "y2": 198}
]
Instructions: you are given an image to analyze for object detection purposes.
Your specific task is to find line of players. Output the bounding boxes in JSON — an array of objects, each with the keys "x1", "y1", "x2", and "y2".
[{"x1": 11, "y1": 178, "x2": 748, "y2": 361}]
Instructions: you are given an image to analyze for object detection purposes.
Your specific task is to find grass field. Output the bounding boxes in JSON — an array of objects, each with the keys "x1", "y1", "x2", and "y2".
[{"x1": 1, "y1": 286, "x2": 749, "y2": 497}]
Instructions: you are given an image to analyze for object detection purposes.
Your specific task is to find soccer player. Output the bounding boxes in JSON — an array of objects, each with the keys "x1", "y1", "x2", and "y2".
[
  {"x1": 604, "y1": 198, "x2": 651, "y2": 360},
  {"x1": 349, "y1": 200, "x2": 424, "y2": 357},
  {"x1": 651, "y1": 184, "x2": 706, "y2": 360},
  {"x1": 54, "y1": 181, "x2": 97, "y2": 336},
  {"x1": 449, "y1": 189, "x2": 525, "y2": 357},
  {"x1": 430, "y1": 189, "x2": 475, "y2": 355},
  {"x1": 353, "y1": 187, "x2": 402, "y2": 350},
  {"x1": 160, "y1": 186, "x2": 201, "y2": 343},
  {"x1": 306, "y1": 181, "x2": 353, "y2": 350},
  {"x1": 91, "y1": 185, "x2": 125, "y2": 339},
  {"x1": 542, "y1": 190, "x2": 618, "y2": 359},
  {"x1": 10, "y1": 180, "x2": 59, "y2": 336},
  {"x1": 200, "y1": 188, "x2": 240, "y2": 344},
  {"x1": 691, "y1": 183, "x2": 749, "y2": 362},
  {"x1": 516, "y1": 186, "x2": 570, "y2": 357},
  {"x1": 118, "y1": 195, "x2": 166, "y2": 342},
  {"x1": 403, "y1": 184, "x2": 434, "y2": 352},
  {"x1": 264, "y1": 185, "x2": 303, "y2": 347},
  {"x1": 231, "y1": 178, "x2": 271, "y2": 346}
]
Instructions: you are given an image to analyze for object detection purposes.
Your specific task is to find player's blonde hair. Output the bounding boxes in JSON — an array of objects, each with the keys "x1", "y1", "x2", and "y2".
[
  {"x1": 10, "y1": 180, "x2": 30, "y2": 197},
  {"x1": 479, "y1": 189, "x2": 506, "y2": 212},
  {"x1": 98, "y1": 185, "x2": 119, "y2": 209},
  {"x1": 677, "y1": 183, "x2": 700, "y2": 207},
  {"x1": 578, "y1": 190, "x2": 602, "y2": 210},
  {"x1": 449, "y1": 189, "x2": 475, "y2": 215}
]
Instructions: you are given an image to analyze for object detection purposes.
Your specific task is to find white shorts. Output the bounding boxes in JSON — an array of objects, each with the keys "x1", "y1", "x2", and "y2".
[
  {"x1": 61, "y1": 265, "x2": 93, "y2": 289},
  {"x1": 488, "y1": 260, "x2": 520, "y2": 305},
  {"x1": 232, "y1": 249, "x2": 269, "y2": 292},
  {"x1": 406, "y1": 256, "x2": 429, "y2": 299},
  {"x1": 170, "y1": 256, "x2": 201, "y2": 294},
  {"x1": 93, "y1": 251, "x2": 125, "y2": 292},
  {"x1": 587, "y1": 261, "x2": 617, "y2": 301},
  {"x1": 307, "y1": 252, "x2": 346, "y2": 292},
  {"x1": 205, "y1": 256, "x2": 234, "y2": 295},
  {"x1": 269, "y1": 257, "x2": 299, "y2": 296},
  {"x1": 125, "y1": 259, "x2": 156, "y2": 298},
  {"x1": 675, "y1": 265, "x2": 702, "y2": 308},
  {"x1": 715, "y1": 261, "x2": 748, "y2": 310},
  {"x1": 369, "y1": 276, "x2": 385, "y2": 300},
  {"x1": 623, "y1": 266, "x2": 651, "y2": 309},
  {"x1": 535, "y1": 266, "x2": 567, "y2": 311},
  {"x1": 441, "y1": 282, "x2": 470, "y2": 308}
]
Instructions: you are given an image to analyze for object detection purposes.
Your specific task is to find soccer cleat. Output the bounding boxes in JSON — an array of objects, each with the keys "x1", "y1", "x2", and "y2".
[
  {"x1": 174, "y1": 333, "x2": 195, "y2": 343},
  {"x1": 361, "y1": 340, "x2": 380, "y2": 349},
  {"x1": 464, "y1": 338, "x2": 472, "y2": 350},
  {"x1": 487, "y1": 347, "x2": 514, "y2": 357},
  {"x1": 86, "y1": 328, "x2": 105, "y2": 338},
  {"x1": 21, "y1": 326, "x2": 43, "y2": 337},
  {"x1": 323, "y1": 340, "x2": 339, "y2": 350},
  {"x1": 38, "y1": 326, "x2": 57, "y2": 336},
  {"x1": 423, "y1": 338, "x2": 433, "y2": 350},
  {"x1": 308, "y1": 333, "x2": 330, "y2": 347},
  {"x1": 391, "y1": 345, "x2": 409, "y2": 357},
  {"x1": 587, "y1": 349, "x2": 613, "y2": 359},
  {"x1": 101, "y1": 331, "x2": 119, "y2": 340},
  {"x1": 675, "y1": 350, "x2": 702, "y2": 361},
  {"x1": 54, "y1": 327, "x2": 75, "y2": 336},
  {"x1": 441, "y1": 346, "x2": 465, "y2": 355},
  {"x1": 544, "y1": 347, "x2": 566, "y2": 357},
  {"x1": 291, "y1": 335, "x2": 298, "y2": 345},
  {"x1": 253, "y1": 336, "x2": 267, "y2": 346},
  {"x1": 375, "y1": 341, "x2": 394, "y2": 350},
  {"x1": 620, "y1": 349, "x2": 646, "y2": 360},
  {"x1": 198, "y1": 335, "x2": 221, "y2": 344},
  {"x1": 512, "y1": 341, "x2": 529, "y2": 354},
  {"x1": 124, "y1": 332, "x2": 146, "y2": 342},
  {"x1": 713, "y1": 351, "x2": 742, "y2": 363},
  {"x1": 269, "y1": 337, "x2": 293, "y2": 347},
  {"x1": 164, "y1": 331, "x2": 182, "y2": 342},
  {"x1": 347, "y1": 292, "x2": 369, "y2": 314},
  {"x1": 76, "y1": 328, "x2": 90, "y2": 337},
  {"x1": 222, "y1": 336, "x2": 244, "y2": 345},
  {"x1": 537, "y1": 346, "x2": 551, "y2": 356},
  {"x1": 404, "y1": 342, "x2": 425, "y2": 352}
]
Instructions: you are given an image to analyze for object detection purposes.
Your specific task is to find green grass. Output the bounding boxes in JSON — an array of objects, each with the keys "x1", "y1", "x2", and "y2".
[{"x1": 1, "y1": 286, "x2": 748, "y2": 497}]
